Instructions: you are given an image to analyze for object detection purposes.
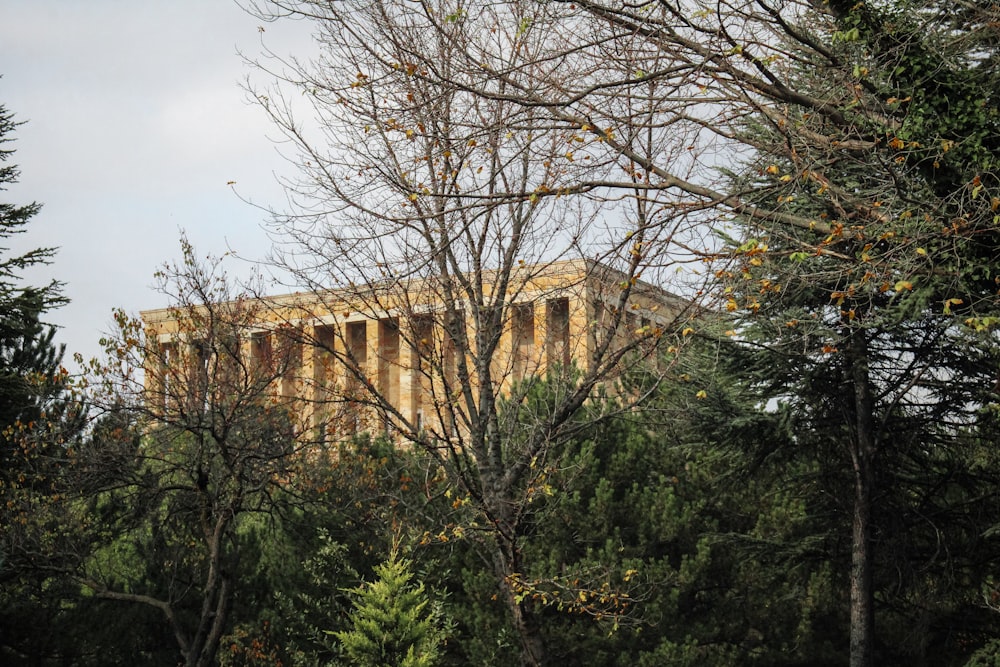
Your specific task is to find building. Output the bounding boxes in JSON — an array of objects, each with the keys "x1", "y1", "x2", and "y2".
[{"x1": 141, "y1": 259, "x2": 685, "y2": 442}]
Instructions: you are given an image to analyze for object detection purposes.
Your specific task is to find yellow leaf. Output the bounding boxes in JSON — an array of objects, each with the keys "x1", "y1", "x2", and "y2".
[
  {"x1": 916, "y1": 247, "x2": 927, "y2": 256},
  {"x1": 695, "y1": 390, "x2": 707, "y2": 399},
  {"x1": 894, "y1": 280, "x2": 913, "y2": 291}
]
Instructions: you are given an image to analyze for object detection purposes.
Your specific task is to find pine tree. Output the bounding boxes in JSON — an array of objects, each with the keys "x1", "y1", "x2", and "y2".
[
  {"x1": 716, "y1": 3, "x2": 1000, "y2": 663},
  {"x1": 333, "y1": 548, "x2": 448, "y2": 667},
  {"x1": 0, "y1": 102, "x2": 67, "y2": 441},
  {"x1": 0, "y1": 100, "x2": 80, "y2": 667}
]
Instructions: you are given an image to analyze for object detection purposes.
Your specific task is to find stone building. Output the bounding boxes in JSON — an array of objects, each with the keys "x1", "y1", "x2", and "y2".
[{"x1": 141, "y1": 259, "x2": 684, "y2": 442}]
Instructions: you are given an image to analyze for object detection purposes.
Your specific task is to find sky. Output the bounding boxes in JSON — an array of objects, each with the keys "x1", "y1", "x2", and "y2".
[{"x1": 1, "y1": 1, "x2": 315, "y2": 366}]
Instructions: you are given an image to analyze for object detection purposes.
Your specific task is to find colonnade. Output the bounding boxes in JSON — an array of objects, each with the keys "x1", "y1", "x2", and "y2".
[{"x1": 141, "y1": 259, "x2": 681, "y2": 441}]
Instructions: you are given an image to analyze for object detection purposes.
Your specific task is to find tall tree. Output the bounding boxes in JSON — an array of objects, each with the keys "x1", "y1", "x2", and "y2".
[
  {"x1": 711, "y1": 3, "x2": 1000, "y2": 663},
  {"x1": 0, "y1": 101, "x2": 79, "y2": 666},
  {"x1": 243, "y1": 2, "x2": 697, "y2": 664},
  {"x1": 67, "y1": 239, "x2": 312, "y2": 667},
  {"x1": 0, "y1": 102, "x2": 67, "y2": 457}
]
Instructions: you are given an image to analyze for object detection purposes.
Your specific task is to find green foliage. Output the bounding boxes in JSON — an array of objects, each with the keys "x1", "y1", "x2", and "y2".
[
  {"x1": 333, "y1": 547, "x2": 449, "y2": 667},
  {"x1": 967, "y1": 640, "x2": 1000, "y2": 667},
  {"x1": 515, "y1": 343, "x2": 846, "y2": 666},
  {"x1": 0, "y1": 100, "x2": 86, "y2": 667},
  {"x1": 271, "y1": 528, "x2": 355, "y2": 667},
  {"x1": 718, "y1": 1, "x2": 1000, "y2": 663},
  {"x1": 0, "y1": 103, "x2": 67, "y2": 437}
]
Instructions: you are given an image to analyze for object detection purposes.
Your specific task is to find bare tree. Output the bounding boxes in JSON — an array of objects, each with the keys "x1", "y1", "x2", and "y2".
[
  {"x1": 239, "y1": 1, "x2": 706, "y2": 664},
  {"x1": 75, "y1": 238, "x2": 310, "y2": 667}
]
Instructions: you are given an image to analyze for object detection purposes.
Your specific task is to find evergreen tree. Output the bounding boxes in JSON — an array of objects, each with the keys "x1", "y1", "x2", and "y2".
[
  {"x1": 334, "y1": 547, "x2": 449, "y2": 667},
  {"x1": 715, "y1": 2, "x2": 1000, "y2": 663},
  {"x1": 0, "y1": 100, "x2": 79, "y2": 667},
  {"x1": 515, "y1": 344, "x2": 843, "y2": 666},
  {"x1": 0, "y1": 102, "x2": 66, "y2": 438}
]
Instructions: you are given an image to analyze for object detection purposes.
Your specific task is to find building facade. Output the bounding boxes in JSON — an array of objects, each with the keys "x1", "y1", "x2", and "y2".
[{"x1": 141, "y1": 259, "x2": 683, "y2": 442}]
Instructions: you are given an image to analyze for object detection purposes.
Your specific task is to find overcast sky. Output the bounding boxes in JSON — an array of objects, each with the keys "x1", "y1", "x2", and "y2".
[{"x1": 1, "y1": 1, "x2": 315, "y2": 365}]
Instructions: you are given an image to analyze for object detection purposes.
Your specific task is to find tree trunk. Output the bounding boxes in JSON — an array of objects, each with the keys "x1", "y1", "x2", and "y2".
[
  {"x1": 494, "y1": 548, "x2": 546, "y2": 667},
  {"x1": 193, "y1": 574, "x2": 231, "y2": 667},
  {"x1": 849, "y1": 447, "x2": 874, "y2": 667},
  {"x1": 187, "y1": 509, "x2": 234, "y2": 667},
  {"x1": 486, "y1": 492, "x2": 546, "y2": 667},
  {"x1": 848, "y1": 331, "x2": 876, "y2": 667}
]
